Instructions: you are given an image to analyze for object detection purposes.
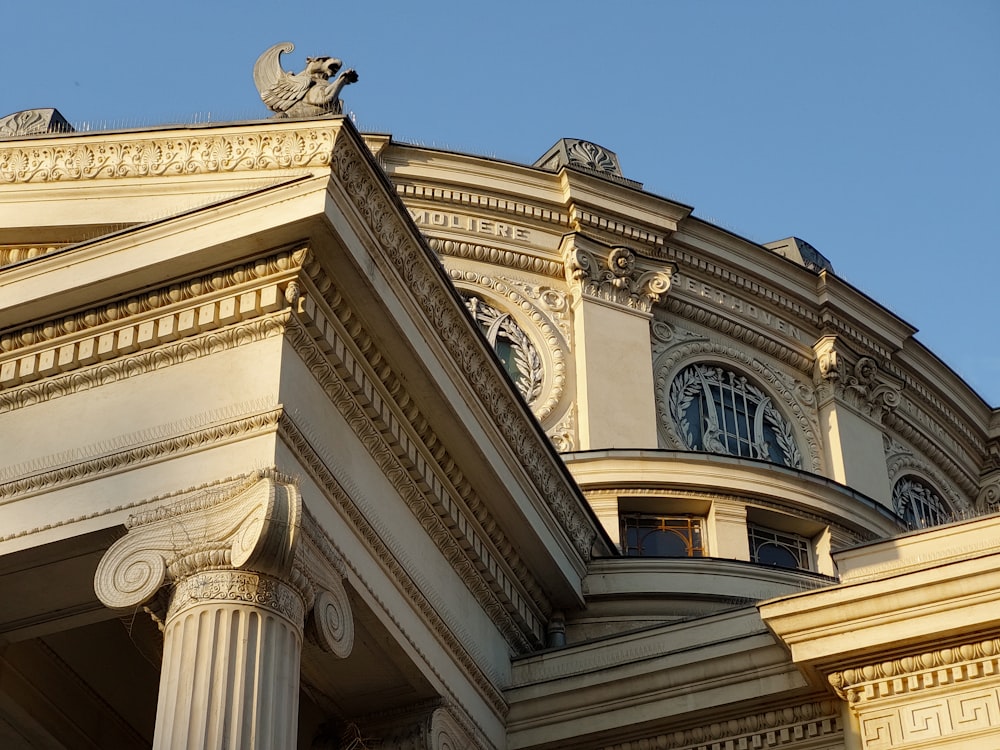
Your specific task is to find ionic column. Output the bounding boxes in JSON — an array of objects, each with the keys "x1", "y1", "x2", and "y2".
[
  {"x1": 95, "y1": 469, "x2": 353, "y2": 750},
  {"x1": 153, "y1": 569, "x2": 305, "y2": 748}
]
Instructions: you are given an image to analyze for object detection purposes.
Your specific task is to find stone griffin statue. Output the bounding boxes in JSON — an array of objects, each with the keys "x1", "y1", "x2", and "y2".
[{"x1": 253, "y1": 42, "x2": 358, "y2": 118}]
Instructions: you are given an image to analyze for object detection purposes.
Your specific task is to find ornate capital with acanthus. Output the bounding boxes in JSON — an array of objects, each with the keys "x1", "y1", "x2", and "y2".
[
  {"x1": 563, "y1": 239, "x2": 672, "y2": 314},
  {"x1": 813, "y1": 336, "x2": 901, "y2": 423},
  {"x1": 94, "y1": 469, "x2": 353, "y2": 657}
]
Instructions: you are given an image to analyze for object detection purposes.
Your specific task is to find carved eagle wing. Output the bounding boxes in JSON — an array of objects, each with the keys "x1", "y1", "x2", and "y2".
[
  {"x1": 261, "y1": 73, "x2": 313, "y2": 112},
  {"x1": 254, "y1": 42, "x2": 313, "y2": 113}
]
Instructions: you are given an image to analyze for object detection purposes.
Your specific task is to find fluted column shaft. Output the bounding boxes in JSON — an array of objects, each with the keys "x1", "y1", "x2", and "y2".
[{"x1": 153, "y1": 569, "x2": 305, "y2": 750}]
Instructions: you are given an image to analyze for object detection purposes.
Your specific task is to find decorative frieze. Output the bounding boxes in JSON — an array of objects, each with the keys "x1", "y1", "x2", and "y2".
[
  {"x1": 0, "y1": 124, "x2": 336, "y2": 184},
  {"x1": 428, "y1": 237, "x2": 563, "y2": 278},
  {"x1": 829, "y1": 639, "x2": 1000, "y2": 749},
  {"x1": 596, "y1": 699, "x2": 842, "y2": 750},
  {"x1": 564, "y1": 244, "x2": 671, "y2": 313}
]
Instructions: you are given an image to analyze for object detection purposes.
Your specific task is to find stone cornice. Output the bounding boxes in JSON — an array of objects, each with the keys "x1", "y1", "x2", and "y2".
[
  {"x1": 665, "y1": 246, "x2": 820, "y2": 329},
  {"x1": 395, "y1": 183, "x2": 572, "y2": 228},
  {"x1": 0, "y1": 249, "x2": 305, "y2": 390},
  {"x1": 284, "y1": 272, "x2": 547, "y2": 651},
  {"x1": 0, "y1": 120, "x2": 338, "y2": 184},
  {"x1": 331, "y1": 131, "x2": 597, "y2": 563},
  {"x1": 427, "y1": 237, "x2": 563, "y2": 279},
  {"x1": 276, "y1": 411, "x2": 509, "y2": 718},
  {"x1": 593, "y1": 699, "x2": 841, "y2": 750},
  {"x1": 664, "y1": 297, "x2": 813, "y2": 373},
  {"x1": 828, "y1": 637, "x2": 1000, "y2": 705},
  {"x1": 0, "y1": 245, "x2": 64, "y2": 268}
]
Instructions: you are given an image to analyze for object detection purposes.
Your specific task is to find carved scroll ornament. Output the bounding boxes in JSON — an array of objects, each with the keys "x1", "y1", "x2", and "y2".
[
  {"x1": 814, "y1": 337, "x2": 901, "y2": 422},
  {"x1": 564, "y1": 244, "x2": 671, "y2": 313},
  {"x1": 94, "y1": 469, "x2": 353, "y2": 655}
]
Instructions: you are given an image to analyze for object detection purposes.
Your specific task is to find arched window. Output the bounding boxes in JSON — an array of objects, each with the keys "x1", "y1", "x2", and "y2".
[
  {"x1": 668, "y1": 363, "x2": 802, "y2": 468},
  {"x1": 461, "y1": 294, "x2": 543, "y2": 405},
  {"x1": 893, "y1": 476, "x2": 951, "y2": 529}
]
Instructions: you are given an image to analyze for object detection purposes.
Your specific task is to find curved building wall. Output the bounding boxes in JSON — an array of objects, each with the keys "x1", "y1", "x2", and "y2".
[{"x1": 370, "y1": 135, "x2": 998, "y2": 583}]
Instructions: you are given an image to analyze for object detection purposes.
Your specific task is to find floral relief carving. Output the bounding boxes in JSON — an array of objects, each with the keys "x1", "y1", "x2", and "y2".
[
  {"x1": 0, "y1": 127, "x2": 336, "y2": 184},
  {"x1": 655, "y1": 341, "x2": 823, "y2": 472},
  {"x1": 564, "y1": 244, "x2": 672, "y2": 313},
  {"x1": 813, "y1": 338, "x2": 902, "y2": 424},
  {"x1": 447, "y1": 268, "x2": 571, "y2": 426}
]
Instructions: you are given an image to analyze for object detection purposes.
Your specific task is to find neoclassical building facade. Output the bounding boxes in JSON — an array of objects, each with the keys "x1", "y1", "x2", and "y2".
[{"x1": 1, "y1": 108, "x2": 999, "y2": 750}]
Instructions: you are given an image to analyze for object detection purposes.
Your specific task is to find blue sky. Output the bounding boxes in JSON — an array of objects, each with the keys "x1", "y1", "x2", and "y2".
[{"x1": 4, "y1": 1, "x2": 999, "y2": 402}]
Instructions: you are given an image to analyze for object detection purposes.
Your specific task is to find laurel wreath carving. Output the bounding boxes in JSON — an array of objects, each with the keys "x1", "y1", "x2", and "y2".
[{"x1": 668, "y1": 363, "x2": 802, "y2": 468}]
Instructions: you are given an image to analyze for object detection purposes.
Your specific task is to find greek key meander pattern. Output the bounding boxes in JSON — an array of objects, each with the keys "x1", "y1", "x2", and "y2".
[
  {"x1": 332, "y1": 134, "x2": 596, "y2": 560},
  {"x1": 596, "y1": 699, "x2": 841, "y2": 750},
  {"x1": 0, "y1": 125, "x2": 335, "y2": 183},
  {"x1": 858, "y1": 688, "x2": 1000, "y2": 749}
]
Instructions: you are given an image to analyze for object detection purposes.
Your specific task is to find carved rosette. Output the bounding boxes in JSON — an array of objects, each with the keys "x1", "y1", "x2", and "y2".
[
  {"x1": 94, "y1": 468, "x2": 352, "y2": 652},
  {"x1": 564, "y1": 243, "x2": 672, "y2": 314},
  {"x1": 813, "y1": 336, "x2": 901, "y2": 424}
]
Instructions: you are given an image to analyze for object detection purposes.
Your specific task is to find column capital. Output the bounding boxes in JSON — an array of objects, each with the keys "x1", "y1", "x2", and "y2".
[
  {"x1": 94, "y1": 468, "x2": 353, "y2": 656},
  {"x1": 561, "y1": 235, "x2": 672, "y2": 314},
  {"x1": 813, "y1": 335, "x2": 902, "y2": 424}
]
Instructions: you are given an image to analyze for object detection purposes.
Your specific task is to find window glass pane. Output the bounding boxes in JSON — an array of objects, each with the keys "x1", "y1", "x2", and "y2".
[
  {"x1": 621, "y1": 514, "x2": 704, "y2": 557},
  {"x1": 668, "y1": 363, "x2": 801, "y2": 468},
  {"x1": 460, "y1": 294, "x2": 543, "y2": 405},
  {"x1": 893, "y1": 476, "x2": 950, "y2": 529},
  {"x1": 748, "y1": 525, "x2": 810, "y2": 570}
]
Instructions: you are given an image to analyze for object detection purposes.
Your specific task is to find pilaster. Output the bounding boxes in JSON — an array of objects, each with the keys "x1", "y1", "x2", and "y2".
[
  {"x1": 561, "y1": 234, "x2": 672, "y2": 450},
  {"x1": 94, "y1": 469, "x2": 353, "y2": 750},
  {"x1": 813, "y1": 336, "x2": 901, "y2": 505}
]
